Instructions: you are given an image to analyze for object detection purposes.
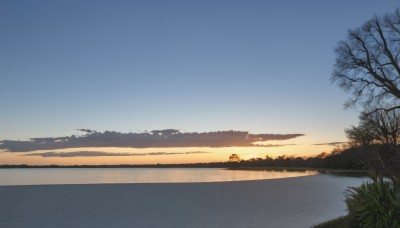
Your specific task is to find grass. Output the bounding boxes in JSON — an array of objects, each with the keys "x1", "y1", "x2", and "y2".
[{"x1": 312, "y1": 216, "x2": 352, "y2": 228}]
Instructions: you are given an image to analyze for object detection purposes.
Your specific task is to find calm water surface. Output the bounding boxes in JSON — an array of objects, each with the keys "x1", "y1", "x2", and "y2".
[{"x1": 0, "y1": 168, "x2": 319, "y2": 186}]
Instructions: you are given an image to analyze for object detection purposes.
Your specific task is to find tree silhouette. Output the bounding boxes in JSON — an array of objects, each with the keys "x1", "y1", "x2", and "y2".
[
  {"x1": 346, "y1": 109, "x2": 400, "y2": 146},
  {"x1": 362, "y1": 109, "x2": 400, "y2": 145},
  {"x1": 229, "y1": 154, "x2": 241, "y2": 162},
  {"x1": 332, "y1": 9, "x2": 400, "y2": 113},
  {"x1": 345, "y1": 118, "x2": 377, "y2": 146}
]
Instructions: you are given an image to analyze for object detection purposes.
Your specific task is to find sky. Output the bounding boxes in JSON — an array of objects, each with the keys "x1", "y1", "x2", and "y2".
[{"x1": 0, "y1": 0, "x2": 399, "y2": 165}]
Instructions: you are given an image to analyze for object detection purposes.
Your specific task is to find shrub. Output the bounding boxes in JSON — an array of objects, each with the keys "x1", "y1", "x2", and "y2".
[{"x1": 345, "y1": 178, "x2": 400, "y2": 228}]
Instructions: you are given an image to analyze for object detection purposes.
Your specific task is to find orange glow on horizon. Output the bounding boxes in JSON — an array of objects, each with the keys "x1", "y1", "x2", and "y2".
[{"x1": 0, "y1": 143, "x2": 337, "y2": 165}]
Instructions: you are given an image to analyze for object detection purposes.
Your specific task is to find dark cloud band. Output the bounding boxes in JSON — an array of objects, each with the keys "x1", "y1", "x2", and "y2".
[
  {"x1": 1, "y1": 129, "x2": 304, "y2": 152},
  {"x1": 22, "y1": 151, "x2": 210, "y2": 157},
  {"x1": 312, "y1": 142, "x2": 346, "y2": 146}
]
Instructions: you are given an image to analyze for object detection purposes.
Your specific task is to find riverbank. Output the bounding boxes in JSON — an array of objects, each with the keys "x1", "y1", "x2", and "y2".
[{"x1": 0, "y1": 174, "x2": 368, "y2": 228}]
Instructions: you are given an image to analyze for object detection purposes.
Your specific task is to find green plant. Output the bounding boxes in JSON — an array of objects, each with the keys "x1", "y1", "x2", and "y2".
[{"x1": 345, "y1": 178, "x2": 400, "y2": 228}]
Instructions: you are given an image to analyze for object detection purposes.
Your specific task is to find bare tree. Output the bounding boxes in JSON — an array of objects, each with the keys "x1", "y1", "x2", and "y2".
[
  {"x1": 346, "y1": 109, "x2": 400, "y2": 146},
  {"x1": 361, "y1": 109, "x2": 400, "y2": 145},
  {"x1": 345, "y1": 121, "x2": 376, "y2": 146},
  {"x1": 332, "y1": 9, "x2": 400, "y2": 112}
]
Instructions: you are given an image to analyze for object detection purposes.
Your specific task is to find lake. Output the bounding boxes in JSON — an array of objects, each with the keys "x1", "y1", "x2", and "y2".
[
  {"x1": 0, "y1": 168, "x2": 320, "y2": 185},
  {"x1": 0, "y1": 170, "x2": 370, "y2": 228}
]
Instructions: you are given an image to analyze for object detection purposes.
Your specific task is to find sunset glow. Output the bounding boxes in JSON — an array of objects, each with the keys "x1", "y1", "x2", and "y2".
[{"x1": 0, "y1": 142, "x2": 336, "y2": 165}]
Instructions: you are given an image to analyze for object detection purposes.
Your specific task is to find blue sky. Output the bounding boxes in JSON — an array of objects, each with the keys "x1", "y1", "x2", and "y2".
[{"x1": 0, "y1": 1, "x2": 398, "y2": 146}]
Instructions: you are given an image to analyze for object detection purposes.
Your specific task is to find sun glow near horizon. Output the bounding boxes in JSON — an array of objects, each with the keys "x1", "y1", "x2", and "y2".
[{"x1": 0, "y1": 142, "x2": 338, "y2": 165}]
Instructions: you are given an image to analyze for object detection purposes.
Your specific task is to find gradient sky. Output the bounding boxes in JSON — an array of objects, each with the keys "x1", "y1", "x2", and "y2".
[{"x1": 1, "y1": 1, "x2": 399, "y2": 165}]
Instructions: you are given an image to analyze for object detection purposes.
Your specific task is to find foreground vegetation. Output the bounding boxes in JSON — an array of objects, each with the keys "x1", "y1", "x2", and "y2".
[
  {"x1": 315, "y1": 178, "x2": 400, "y2": 228},
  {"x1": 313, "y1": 216, "x2": 350, "y2": 228}
]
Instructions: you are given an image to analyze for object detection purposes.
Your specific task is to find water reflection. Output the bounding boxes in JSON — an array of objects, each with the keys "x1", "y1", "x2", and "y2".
[
  {"x1": 0, "y1": 168, "x2": 319, "y2": 186},
  {"x1": 324, "y1": 171, "x2": 370, "y2": 178}
]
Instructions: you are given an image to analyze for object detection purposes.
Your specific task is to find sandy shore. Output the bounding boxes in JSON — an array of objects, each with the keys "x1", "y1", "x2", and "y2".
[{"x1": 0, "y1": 174, "x2": 367, "y2": 228}]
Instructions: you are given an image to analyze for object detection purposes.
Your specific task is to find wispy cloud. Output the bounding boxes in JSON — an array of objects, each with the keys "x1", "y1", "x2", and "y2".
[
  {"x1": 1, "y1": 129, "x2": 304, "y2": 152},
  {"x1": 251, "y1": 143, "x2": 298, "y2": 147},
  {"x1": 22, "y1": 151, "x2": 210, "y2": 157},
  {"x1": 312, "y1": 142, "x2": 346, "y2": 146}
]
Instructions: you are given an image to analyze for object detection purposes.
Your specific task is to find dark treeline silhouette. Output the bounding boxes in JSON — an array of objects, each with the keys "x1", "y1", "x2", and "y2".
[
  {"x1": 0, "y1": 129, "x2": 304, "y2": 152},
  {"x1": 3, "y1": 144, "x2": 398, "y2": 171},
  {"x1": 229, "y1": 145, "x2": 400, "y2": 174},
  {"x1": 341, "y1": 109, "x2": 400, "y2": 181}
]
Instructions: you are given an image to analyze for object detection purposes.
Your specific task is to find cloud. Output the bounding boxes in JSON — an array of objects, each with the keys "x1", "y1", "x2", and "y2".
[
  {"x1": 76, "y1": 129, "x2": 97, "y2": 134},
  {"x1": 22, "y1": 151, "x2": 210, "y2": 157},
  {"x1": 1, "y1": 129, "x2": 304, "y2": 152},
  {"x1": 251, "y1": 143, "x2": 298, "y2": 147},
  {"x1": 312, "y1": 142, "x2": 346, "y2": 146}
]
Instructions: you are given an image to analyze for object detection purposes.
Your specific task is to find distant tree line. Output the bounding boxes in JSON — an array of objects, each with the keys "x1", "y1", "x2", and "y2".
[{"x1": 226, "y1": 145, "x2": 399, "y2": 172}]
